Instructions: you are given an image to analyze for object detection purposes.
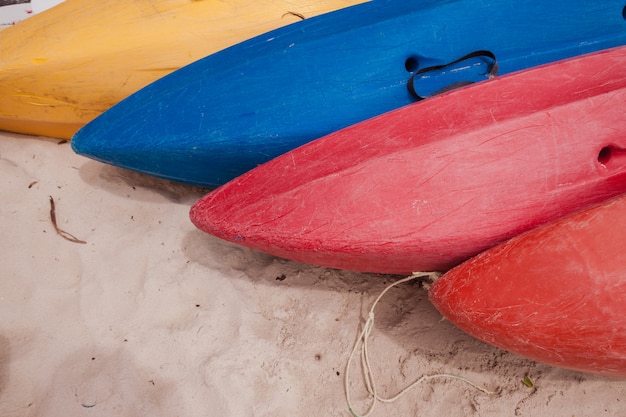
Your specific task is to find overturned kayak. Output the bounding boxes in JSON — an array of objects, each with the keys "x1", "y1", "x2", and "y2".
[
  {"x1": 190, "y1": 46, "x2": 626, "y2": 274},
  {"x1": 429, "y1": 193, "x2": 626, "y2": 378},
  {"x1": 0, "y1": 0, "x2": 366, "y2": 139},
  {"x1": 72, "y1": 0, "x2": 626, "y2": 187}
]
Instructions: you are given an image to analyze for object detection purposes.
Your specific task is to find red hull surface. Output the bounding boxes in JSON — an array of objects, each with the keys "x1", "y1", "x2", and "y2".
[
  {"x1": 429, "y1": 194, "x2": 626, "y2": 377},
  {"x1": 190, "y1": 46, "x2": 626, "y2": 274}
]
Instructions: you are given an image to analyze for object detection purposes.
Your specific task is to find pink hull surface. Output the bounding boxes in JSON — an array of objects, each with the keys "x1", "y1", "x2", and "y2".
[
  {"x1": 430, "y1": 193, "x2": 626, "y2": 378},
  {"x1": 191, "y1": 46, "x2": 626, "y2": 274}
]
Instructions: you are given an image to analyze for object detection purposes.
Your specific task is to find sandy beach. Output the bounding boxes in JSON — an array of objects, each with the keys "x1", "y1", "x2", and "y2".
[{"x1": 2, "y1": 131, "x2": 625, "y2": 416}]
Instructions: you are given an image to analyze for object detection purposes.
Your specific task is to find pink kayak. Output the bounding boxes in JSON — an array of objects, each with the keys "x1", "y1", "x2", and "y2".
[{"x1": 190, "y1": 46, "x2": 626, "y2": 274}]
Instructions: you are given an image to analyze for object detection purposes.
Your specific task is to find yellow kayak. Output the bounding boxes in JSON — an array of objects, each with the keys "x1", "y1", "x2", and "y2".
[{"x1": 0, "y1": 0, "x2": 366, "y2": 139}]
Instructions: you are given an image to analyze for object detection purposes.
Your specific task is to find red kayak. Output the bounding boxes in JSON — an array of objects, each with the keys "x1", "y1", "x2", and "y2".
[
  {"x1": 429, "y1": 193, "x2": 626, "y2": 377},
  {"x1": 190, "y1": 46, "x2": 626, "y2": 274}
]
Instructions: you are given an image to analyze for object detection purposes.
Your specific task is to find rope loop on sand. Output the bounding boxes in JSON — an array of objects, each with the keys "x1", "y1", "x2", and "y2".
[{"x1": 344, "y1": 272, "x2": 497, "y2": 417}]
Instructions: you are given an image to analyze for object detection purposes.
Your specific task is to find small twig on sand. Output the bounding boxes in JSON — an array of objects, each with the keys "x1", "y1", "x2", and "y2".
[{"x1": 49, "y1": 196, "x2": 87, "y2": 244}]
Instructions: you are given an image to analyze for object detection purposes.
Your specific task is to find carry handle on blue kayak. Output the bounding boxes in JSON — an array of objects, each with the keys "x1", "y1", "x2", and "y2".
[{"x1": 407, "y1": 50, "x2": 498, "y2": 100}]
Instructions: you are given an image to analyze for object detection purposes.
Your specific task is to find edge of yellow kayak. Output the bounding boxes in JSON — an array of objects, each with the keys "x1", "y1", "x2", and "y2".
[{"x1": 0, "y1": 0, "x2": 367, "y2": 138}]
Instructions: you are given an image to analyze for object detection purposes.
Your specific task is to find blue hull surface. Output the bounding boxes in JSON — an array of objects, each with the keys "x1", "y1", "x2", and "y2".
[{"x1": 72, "y1": 0, "x2": 626, "y2": 187}]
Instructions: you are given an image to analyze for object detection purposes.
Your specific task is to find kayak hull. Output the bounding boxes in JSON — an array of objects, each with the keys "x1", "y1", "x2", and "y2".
[
  {"x1": 429, "y1": 193, "x2": 626, "y2": 378},
  {"x1": 190, "y1": 46, "x2": 626, "y2": 274},
  {"x1": 0, "y1": 0, "x2": 365, "y2": 138},
  {"x1": 72, "y1": 0, "x2": 626, "y2": 187}
]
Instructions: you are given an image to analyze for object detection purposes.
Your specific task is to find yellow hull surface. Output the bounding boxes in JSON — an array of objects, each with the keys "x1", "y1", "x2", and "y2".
[{"x1": 0, "y1": 0, "x2": 366, "y2": 139}]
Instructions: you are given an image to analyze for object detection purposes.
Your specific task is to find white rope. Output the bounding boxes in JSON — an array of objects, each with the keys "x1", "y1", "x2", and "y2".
[{"x1": 344, "y1": 272, "x2": 497, "y2": 417}]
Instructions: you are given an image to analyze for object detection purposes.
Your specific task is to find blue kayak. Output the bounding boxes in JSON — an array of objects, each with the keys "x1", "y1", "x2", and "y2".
[{"x1": 71, "y1": 0, "x2": 626, "y2": 187}]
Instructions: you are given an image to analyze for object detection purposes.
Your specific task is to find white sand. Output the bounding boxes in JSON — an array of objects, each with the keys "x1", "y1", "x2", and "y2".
[{"x1": 2, "y1": 131, "x2": 625, "y2": 416}]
